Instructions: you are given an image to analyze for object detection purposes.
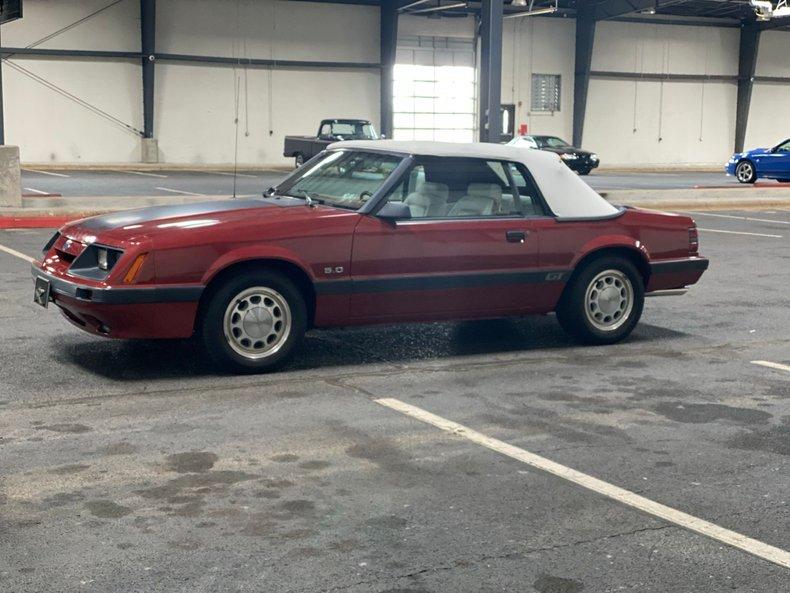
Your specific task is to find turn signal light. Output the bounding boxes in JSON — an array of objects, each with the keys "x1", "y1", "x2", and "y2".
[{"x1": 123, "y1": 254, "x2": 148, "y2": 284}]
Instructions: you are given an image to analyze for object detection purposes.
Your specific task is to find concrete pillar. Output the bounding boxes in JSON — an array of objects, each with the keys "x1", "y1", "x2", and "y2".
[
  {"x1": 142, "y1": 138, "x2": 159, "y2": 163},
  {"x1": 478, "y1": 0, "x2": 503, "y2": 143},
  {"x1": 0, "y1": 145, "x2": 22, "y2": 208}
]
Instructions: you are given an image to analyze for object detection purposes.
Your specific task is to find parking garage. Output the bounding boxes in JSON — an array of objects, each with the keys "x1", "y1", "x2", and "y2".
[{"x1": 1, "y1": 2, "x2": 789, "y2": 592}]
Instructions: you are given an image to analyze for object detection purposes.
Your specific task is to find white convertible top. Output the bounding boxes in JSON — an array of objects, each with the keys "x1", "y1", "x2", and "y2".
[{"x1": 329, "y1": 140, "x2": 618, "y2": 219}]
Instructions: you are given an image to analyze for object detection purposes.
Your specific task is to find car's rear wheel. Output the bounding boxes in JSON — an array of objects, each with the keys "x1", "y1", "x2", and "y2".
[
  {"x1": 735, "y1": 160, "x2": 757, "y2": 184},
  {"x1": 294, "y1": 153, "x2": 305, "y2": 168},
  {"x1": 556, "y1": 256, "x2": 644, "y2": 345},
  {"x1": 201, "y1": 271, "x2": 307, "y2": 373}
]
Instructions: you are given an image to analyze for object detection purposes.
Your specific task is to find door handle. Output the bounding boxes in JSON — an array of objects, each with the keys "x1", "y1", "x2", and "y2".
[{"x1": 506, "y1": 230, "x2": 528, "y2": 243}]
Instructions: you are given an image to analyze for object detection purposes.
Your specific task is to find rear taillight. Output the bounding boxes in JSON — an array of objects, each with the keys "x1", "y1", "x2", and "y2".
[{"x1": 688, "y1": 226, "x2": 699, "y2": 254}]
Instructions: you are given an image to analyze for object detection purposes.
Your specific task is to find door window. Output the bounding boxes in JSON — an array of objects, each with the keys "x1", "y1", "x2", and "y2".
[
  {"x1": 507, "y1": 162, "x2": 547, "y2": 216},
  {"x1": 774, "y1": 139, "x2": 790, "y2": 153},
  {"x1": 384, "y1": 157, "x2": 521, "y2": 218}
]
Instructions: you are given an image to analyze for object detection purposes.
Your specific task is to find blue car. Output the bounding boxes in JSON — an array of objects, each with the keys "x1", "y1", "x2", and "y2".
[{"x1": 727, "y1": 138, "x2": 790, "y2": 183}]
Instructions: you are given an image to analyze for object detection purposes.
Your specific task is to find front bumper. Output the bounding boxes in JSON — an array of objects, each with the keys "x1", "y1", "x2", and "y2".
[
  {"x1": 31, "y1": 264, "x2": 203, "y2": 338},
  {"x1": 725, "y1": 161, "x2": 737, "y2": 176},
  {"x1": 647, "y1": 257, "x2": 709, "y2": 292},
  {"x1": 564, "y1": 157, "x2": 599, "y2": 172}
]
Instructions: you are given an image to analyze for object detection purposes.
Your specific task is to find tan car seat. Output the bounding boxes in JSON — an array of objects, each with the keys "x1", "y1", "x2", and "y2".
[
  {"x1": 403, "y1": 182, "x2": 450, "y2": 217},
  {"x1": 447, "y1": 183, "x2": 502, "y2": 217}
]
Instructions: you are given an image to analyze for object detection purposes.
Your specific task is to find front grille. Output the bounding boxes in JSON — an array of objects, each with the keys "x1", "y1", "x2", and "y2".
[{"x1": 51, "y1": 236, "x2": 86, "y2": 264}]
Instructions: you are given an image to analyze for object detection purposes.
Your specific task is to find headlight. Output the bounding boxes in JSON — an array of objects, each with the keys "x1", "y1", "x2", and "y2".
[
  {"x1": 590, "y1": 154, "x2": 599, "y2": 161},
  {"x1": 97, "y1": 248, "x2": 109, "y2": 270},
  {"x1": 560, "y1": 153, "x2": 578, "y2": 160}
]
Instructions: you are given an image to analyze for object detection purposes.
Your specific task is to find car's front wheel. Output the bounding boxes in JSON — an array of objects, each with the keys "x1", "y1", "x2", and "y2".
[
  {"x1": 578, "y1": 168, "x2": 592, "y2": 176},
  {"x1": 556, "y1": 256, "x2": 644, "y2": 345},
  {"x1": 200, "y1": 271, "x2": 307, "y2": 373},
  {"x1": 735, "y1": 160, "x2": 757, "y2": 184}
]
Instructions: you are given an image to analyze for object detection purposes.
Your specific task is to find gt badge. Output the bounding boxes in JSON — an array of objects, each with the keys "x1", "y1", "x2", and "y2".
[
  {"x1": 545, "y1": 272, "x2": 564, "y2": 281},
  {"x1": 324, "y1": 266, "x2": 344, "y2": 275}
]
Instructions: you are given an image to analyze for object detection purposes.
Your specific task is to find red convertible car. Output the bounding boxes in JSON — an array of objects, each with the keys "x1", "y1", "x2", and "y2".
[{"x1": 31, "y1": 141, "x2": 708, "y2": 373}]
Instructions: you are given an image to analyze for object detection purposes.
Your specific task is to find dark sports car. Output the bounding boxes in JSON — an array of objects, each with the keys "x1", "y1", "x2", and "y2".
[{"x1": 508, "y1": 135, "x2": 599, "y2": 175}]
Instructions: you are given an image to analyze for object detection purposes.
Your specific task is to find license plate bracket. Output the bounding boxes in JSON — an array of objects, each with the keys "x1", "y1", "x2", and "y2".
[{"x1": 34, "y1": 276, "x2": 51, "y2": 308}]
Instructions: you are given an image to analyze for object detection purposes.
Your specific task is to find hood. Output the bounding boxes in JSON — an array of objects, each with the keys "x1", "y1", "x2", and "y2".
[
  {"x1": 542, "y1": 146, "x2": 593, "y2": 157},
  {"x1": 744, "y1": 147, "x2": 771, "y2": 157},
  {"x1": 59, "y1": 197, "x2": 345, "y2": 246}
]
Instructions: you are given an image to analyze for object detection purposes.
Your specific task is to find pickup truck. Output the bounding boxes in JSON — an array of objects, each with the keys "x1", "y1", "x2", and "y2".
[{"x1": 283, "y1": 119, "x2": 379, "y2": 167}]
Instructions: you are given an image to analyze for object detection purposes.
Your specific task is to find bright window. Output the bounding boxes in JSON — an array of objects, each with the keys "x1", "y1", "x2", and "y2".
[{"x1": 393, "y1": 63, "x2": 477, "y2": 143}]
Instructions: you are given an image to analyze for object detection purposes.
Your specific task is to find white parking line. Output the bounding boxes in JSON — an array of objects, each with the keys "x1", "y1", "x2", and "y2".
[
  {"x1": 23, "y1": 187, "x2": 49, "y2": 195},
  {"x1": 0, "y1": 243, "x2": 35, "y2": 263},
  {"x1": 114, "y1": 170, "x2": 168, "y2": 179},
  {"x1": 751, "y1": 360, "x2": 790, "y2": 374},
  {"x1": 698, "y1": 228, "x2": 782, "y2": 238},
  {"x1": 688, "y1": 212, "x2": 790, "y2": 225},
  {"x1": 375, "y1": 397, "x2": 790, "y2": 569},
  {"x1": 22, "y1": 168, "x2": 69, "y2": 178},
  {"x1": 154, "y1": 187, "x2": 207, "y2": 197}
]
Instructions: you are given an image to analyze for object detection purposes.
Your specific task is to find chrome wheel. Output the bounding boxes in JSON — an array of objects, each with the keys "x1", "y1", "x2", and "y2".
[
  {"x1": 584, "y1": 269, "x2": 634, "y2": 332},
  {"x1": 223, "y1": 287, "x2": 291, "y2": 359},
  {"x1": 736, "y1": 161, "x2": 754, "y2": 183}
]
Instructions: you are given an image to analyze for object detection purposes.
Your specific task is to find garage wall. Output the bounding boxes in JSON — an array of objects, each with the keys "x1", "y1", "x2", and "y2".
[
  {"x1": 2, "y1": 0, "x2": 142, "y2": 163},
  {"x1": 744, "y1": 30, "x2": 790, "y2": 151},
  {"x1": 2, "y1": 0, "x2": 380, "y2": 165},
  {"x1": 584, "y1": 21, "x2": 739, "y2": 166},
  {"x1": 155, "y1": 0, "x2": 380, "y2": 165},
  {"x1": 501, "y1": 16, "x2": 575, "y2": 142}
]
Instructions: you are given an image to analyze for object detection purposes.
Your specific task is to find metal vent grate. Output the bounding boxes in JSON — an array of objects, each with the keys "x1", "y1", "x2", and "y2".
[{"x1": 531, "y1": 74, "x2": 561, "y2": 113}]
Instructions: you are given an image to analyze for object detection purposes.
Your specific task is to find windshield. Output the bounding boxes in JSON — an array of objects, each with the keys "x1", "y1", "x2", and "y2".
[
  {"x1": 321, "y1": 121, "x2": 378, "y2": 140},
  {"x1": 536, "y1": 136, "x2": 571, "y2": 149},
  {"x1": 276, "y1": 150, "x2": 403, "y2": 210}
]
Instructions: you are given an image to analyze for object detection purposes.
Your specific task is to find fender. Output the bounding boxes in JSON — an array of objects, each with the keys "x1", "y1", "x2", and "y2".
[
  {"x1": 201, "y1": 244, "x2": 316, "y2": 286},
  {"x1": 569, "y1": 234, "x2": 651, "y2": 270}
]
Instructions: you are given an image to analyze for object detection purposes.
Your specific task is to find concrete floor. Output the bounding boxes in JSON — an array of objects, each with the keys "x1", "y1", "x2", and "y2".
[
  {"x1": 18, "y1": 168, "x2": 762, "y2": 199},
  {"x1": 0, "y1": 211, "x2": 788, "y2": 592}
]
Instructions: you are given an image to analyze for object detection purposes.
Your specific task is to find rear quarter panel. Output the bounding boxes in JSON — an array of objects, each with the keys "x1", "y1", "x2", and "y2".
[{"x1": 534, "y1": 207, "x2": 695, "y2": 295}]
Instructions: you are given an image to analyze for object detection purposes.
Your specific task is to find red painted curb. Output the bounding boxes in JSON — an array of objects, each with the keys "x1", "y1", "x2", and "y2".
[{"x1": 0, "y1": 215, "x2": 85, "y2": 229}]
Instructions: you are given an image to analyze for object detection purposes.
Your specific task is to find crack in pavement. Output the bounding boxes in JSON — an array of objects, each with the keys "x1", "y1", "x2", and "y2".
[{"x1": 313, "y1": 524, "x2": 677, "y2": 593}]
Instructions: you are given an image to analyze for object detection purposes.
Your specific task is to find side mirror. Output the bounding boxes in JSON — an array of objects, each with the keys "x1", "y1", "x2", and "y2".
[{"x1": 376, "y1": 201, "x2": 412, "y2": 222}]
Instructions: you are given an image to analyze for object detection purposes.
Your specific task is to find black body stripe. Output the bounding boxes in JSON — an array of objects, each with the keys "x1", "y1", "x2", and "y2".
[
  {"x1": 32, "y1": 265, "x2": 203, "y2": 304},
  {"x1": 650, "y1": 258, "x2": 709, "y2": 274},
  {"x1": 315, "y1": 269, "x2": 570, "y2": 296}
]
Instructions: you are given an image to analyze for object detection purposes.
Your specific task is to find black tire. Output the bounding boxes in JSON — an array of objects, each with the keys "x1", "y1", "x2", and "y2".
[
  {"x1": 735, "y1": 160, "x2": 757, "y2": 184},
  {"x1": 294, "y1": 153, "x2": 305, "y2": 168},
  {"x1": 778, "y1": 179, "x2": 790, "y2": 183},
  {"x1": 556, "y1": 256, "x2": 644, "y2": 345},
  {"x1": 578, "y1": 168, "x2": 591, "y2": 176},
  {"x1": 200, "y1": 270, "x2": 307, "y2": 373}
]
